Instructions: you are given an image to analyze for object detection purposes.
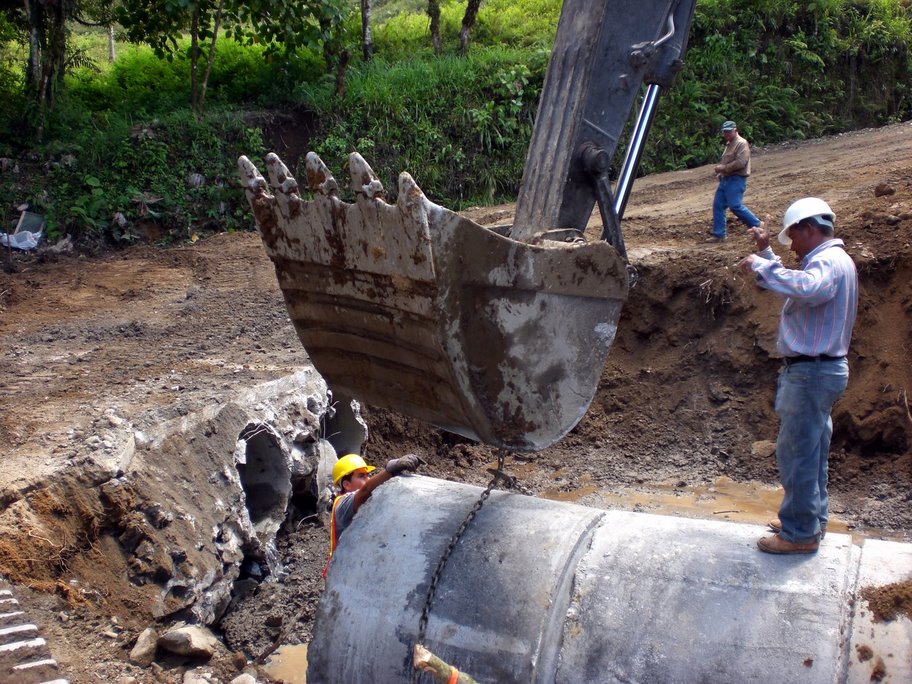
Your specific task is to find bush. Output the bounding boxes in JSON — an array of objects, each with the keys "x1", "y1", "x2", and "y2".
[
  {"x1": 2, "y1": 107, "x2": 266, "y2": 242},
  {"x1": 64, "y1": 40, "x2": 326, "y2": 117},
  {"x1": 305, "y1": 47, "x2": 548, "y2": 206}
]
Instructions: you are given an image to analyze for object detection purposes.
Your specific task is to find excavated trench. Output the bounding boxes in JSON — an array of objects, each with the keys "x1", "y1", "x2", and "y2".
[{"x1": 2, "y1": 274, "x2": 911, "y2": 683}]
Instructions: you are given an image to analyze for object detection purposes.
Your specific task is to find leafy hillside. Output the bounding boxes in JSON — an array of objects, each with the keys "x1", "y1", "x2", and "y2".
[{"x1": 1, "y1": 0, "x2": 910, "y2": 244}]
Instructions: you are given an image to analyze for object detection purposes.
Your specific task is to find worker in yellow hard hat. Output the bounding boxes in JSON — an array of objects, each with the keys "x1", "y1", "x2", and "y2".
[{"x1": 322, "y1": 452, "x2": 421, "y2": 578}]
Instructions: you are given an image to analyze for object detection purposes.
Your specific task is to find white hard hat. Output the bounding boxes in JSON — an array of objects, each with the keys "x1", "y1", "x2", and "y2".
[{"x1": 778, "y1": 197, "x2": 835, "y2": 245}]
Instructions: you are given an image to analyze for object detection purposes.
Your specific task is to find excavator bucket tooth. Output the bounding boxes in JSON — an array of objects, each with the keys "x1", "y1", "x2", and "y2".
[
  {"x1": 240, "y1": 153, "x2": 628, "y2": 451},
  {"x1": 349, "y1": 152, "x2": 386, "y2": 200},
  {"x1": 304, "y1": 151, "x2": 339, "y2": 196}
]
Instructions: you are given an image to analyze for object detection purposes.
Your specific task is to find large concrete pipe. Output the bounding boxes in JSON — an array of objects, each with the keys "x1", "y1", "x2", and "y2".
[{"x1": 308, "y1": 476, "x2": 912, "y2": 683}]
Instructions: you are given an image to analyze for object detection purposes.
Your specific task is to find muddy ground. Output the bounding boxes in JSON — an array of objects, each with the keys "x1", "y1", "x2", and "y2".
[{"x1": 1, "y1": 122, "x2": 911, "y2": 682}]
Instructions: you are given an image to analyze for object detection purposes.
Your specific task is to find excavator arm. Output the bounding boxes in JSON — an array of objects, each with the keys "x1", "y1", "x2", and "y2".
[
  {"x1": 239, "y1": 0, "x2": 696, "y2": 451},
  {"x1": 514, "y1": 0, "x2": 696, "y2": 245}
]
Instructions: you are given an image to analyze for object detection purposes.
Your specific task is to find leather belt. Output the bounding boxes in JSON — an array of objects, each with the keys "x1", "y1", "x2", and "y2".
[{"x1": 783, "y1": 354, "x2": 845, "y2": 365}]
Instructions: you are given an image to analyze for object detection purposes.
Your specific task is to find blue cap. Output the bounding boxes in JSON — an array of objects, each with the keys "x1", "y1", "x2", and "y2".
[{"x1": 721, "y1": 120, "x2": 737, "y2": 132}]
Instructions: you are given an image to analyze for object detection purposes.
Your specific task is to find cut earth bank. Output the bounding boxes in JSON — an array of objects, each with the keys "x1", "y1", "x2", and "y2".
[{"x1": 0, "y1": 122, "x2": 911, "y2": 682}]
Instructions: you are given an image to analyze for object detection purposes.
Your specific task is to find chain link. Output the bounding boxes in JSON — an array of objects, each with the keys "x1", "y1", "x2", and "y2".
[{"x1": 410, "y1": 450, "x2": 530, "y2": 682}]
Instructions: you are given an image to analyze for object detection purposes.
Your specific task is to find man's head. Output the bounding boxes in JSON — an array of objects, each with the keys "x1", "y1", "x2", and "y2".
[
  {"x1": 332, "y1": 453, "x2": 376, "y2": 493},
  {"x1": 779, "y1": 197, "x2": 836, "y2": 255},
  {"x1": 721, "y1": 120, "x2": 737, "y2": 141}
]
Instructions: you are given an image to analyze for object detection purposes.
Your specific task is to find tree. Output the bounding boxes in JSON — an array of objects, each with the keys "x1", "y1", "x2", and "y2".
[
  {"x1": 359, "y1": 0, "x2": 372, "y2": 61},
  {"x1": 427, "y1": 0, "x2": 441, "y2": 55},
  {"x1": 23, "y1": 0, "x2": 66, "y2": 113},
  {"x1": 116, "y1": 0, "x2": 234, "y2": 114},
  {"x1": 0, "y1": 0, "x2": 111, "y2": 137},
  {"x1": 458, "y1": 0, "x2": 482, "y2": 56},
  {"x1": 426, "y1": 0, "x2": 481, "y2": 56}
]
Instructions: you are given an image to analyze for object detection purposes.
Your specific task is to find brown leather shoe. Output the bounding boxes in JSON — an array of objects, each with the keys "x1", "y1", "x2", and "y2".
[
  {"x1": 757, "y1": 533, "x2": 819, "y2": 554},
  {"x1": 768, "y1": 518, "x2": 826, "y2": 538}
]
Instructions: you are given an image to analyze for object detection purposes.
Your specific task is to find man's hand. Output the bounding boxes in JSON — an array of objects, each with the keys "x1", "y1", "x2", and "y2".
[
  {"x1": 714, "y1": 164, "x2": 724, "y2": 174},
  {"x1": 386, "y1": 454, "x2": 421, "y2": 476},
  {"x1": 738, "y1": 255, "x2": 758, "y2": 276},
  {"x1": 746, "y1": 223, "x2": 770, "y2": 251}
]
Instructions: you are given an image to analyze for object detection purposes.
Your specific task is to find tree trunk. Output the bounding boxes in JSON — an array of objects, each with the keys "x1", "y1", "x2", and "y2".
[
  {"x1": 334, "y1": 48, "x2": 350, "y2": 98},
  {"x1": 22, "y1": 0, "x2": 47, "y2": 139},
  {"x1": 198, "y1": 0, "x2": 225, "y2": 114},
  {"x1": 459, "y1": 0, "x2": 482, "y2": 56},
  {"x1": 321, "y1": 15, "x2": 335, "y2": 72},
  {"x1": 360, "y1": 0, "x2": 373, "y2": 62},
  {"x1": 107, "y1": 25, "x2": 116, "y2": 62},
  {"x1": 24, "y1": 0, "x2": 42, "y2": 87},
  {"x1": 189, "y1": 8, "x2": 200, "y2": 112},
  {"x1": 48, "y1": 0, "x2": 66, "y2": 98},
  {"x1": 25, "y1": 0, "x2": 67, "y2": 136},
  {"x1": 428, "y1": 0, "x2": 441, "y2": 55}
]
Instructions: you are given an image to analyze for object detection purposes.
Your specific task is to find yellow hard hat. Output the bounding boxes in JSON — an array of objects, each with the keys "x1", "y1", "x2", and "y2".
[{"x1": 332, "y1": 454, "x2": 375, "y2": 486}]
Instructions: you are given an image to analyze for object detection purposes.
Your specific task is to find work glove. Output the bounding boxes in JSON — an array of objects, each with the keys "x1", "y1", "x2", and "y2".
[{"x1": 385, "y1": 454, "x2": 421, "y2": 476}]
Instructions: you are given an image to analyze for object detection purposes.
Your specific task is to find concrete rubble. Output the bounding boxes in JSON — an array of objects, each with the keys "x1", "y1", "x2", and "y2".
[{"x1": 0, "y1": 367, "x2": 362, "y2": 630}]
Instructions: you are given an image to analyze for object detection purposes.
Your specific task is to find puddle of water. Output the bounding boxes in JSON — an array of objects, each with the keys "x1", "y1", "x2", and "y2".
[
  {"x1": 542, "y1": 484, "x2": 600, "y2": 502},
  {"x1": 485, "y1": 460, "x2": 908, "y2": 540},
  {"x1": 263, "y1": 643, "x2": 308, "y2": 684},
  {"x1": 595, "y1": 476, "x2": 798, "y2": 525},
  {"x1": 539, "y1": 475, "x2": 855, "y2": 533}
]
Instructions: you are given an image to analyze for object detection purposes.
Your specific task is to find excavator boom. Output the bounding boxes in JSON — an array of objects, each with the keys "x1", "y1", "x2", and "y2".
[{"x1": 240, "y1": 0, "x2": 696, "y2": 451}]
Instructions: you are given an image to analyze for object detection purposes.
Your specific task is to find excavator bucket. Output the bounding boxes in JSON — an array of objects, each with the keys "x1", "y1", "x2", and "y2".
[
  {"x1": 239, "y1": 153, "x2": 627, "y2": 451},
  {"x1": 239, "y1": 0, "x2": 696, "y2": 451}
]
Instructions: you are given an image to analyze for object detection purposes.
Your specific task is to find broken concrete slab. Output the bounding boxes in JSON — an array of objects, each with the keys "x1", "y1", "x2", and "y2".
[{"x1": 0, "y1": 368, "x2": 340, "y2": 627}]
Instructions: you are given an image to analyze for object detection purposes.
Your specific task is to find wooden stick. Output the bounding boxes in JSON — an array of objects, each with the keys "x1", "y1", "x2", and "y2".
[{"x1": 413, "y1": 644, "x2": 479, "y2": 684}]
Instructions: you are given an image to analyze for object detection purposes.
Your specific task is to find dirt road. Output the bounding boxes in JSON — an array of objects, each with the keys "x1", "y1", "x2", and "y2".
[{"x1": 1, "y1": 122, "x2": 911, "y2": 681}]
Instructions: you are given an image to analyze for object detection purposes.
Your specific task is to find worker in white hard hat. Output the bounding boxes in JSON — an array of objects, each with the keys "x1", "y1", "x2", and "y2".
[
  {"x1": 738, "y1": 197, "x2": 857, "y2": 555},
  {"x1": 321, "y1": 452, "x2": 421, "y2": 578},
  {"x1": 710, "y1": 120, "x2": 764, "y2": 242}
]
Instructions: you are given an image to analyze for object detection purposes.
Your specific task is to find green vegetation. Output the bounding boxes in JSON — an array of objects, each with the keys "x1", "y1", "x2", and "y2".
[
  {"x1": 1, "y1": 0, "x2": 910, "y2": 244},
  {"x1": 307, "y1": 49, "x2": 548, "y2": 203}
]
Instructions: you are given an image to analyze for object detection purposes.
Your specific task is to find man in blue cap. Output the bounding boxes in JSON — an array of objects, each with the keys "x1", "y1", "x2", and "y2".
[{"x1": 710, "y1": 120, "x2": 763, "y2": 242}]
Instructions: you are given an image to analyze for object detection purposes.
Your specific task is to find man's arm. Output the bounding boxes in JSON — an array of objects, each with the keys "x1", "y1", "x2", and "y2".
[
  {"x1": 738, "y1": 225, "x2": 779, "y2": 275},
  {"x1": 739, "y1": 229, "x2": 838, "y2": 303},
  {"x1": 752, "y1": 257, "x2": 838, "y2": 302},
  {"x1": 352, "y1": 469, "x2": 393, "y2": 510},
  {"x1": 352, "y1": 455, "x2": 421, "y2": 511}
]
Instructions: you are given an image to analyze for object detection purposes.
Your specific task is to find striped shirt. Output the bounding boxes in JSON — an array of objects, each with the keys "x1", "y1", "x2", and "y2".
[{"x1": 750, "y1": 239, "x2": 857, "y2": 357}]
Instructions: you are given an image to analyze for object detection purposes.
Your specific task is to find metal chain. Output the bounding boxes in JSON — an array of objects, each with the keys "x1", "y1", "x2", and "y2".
[{"x1": 411, "y1": 449, "x2": 519, "y2": 683}]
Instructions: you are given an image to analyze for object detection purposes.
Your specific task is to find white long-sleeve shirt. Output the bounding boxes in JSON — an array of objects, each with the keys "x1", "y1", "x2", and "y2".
[{"x1": 749, "y1": 239, "x2": 858, "y2": 357}]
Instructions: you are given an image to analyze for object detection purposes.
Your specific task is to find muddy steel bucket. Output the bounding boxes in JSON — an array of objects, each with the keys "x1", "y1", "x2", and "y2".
[{"x1": 307, "y1": 476, "x2": 912, "y2": 683}]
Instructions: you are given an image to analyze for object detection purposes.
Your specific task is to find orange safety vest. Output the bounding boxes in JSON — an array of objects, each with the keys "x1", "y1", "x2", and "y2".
[{"x1": 321, "y1": 494, "x2": 344, "y2": 579}]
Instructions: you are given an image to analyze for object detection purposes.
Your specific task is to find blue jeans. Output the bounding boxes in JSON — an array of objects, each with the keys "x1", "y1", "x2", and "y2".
[
  {"x1": 774, "y1": 359, "x2": 849, "y2": 543},
  {"x1": 713, "y1": 175, "x2": 760, "y2": 237}
]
